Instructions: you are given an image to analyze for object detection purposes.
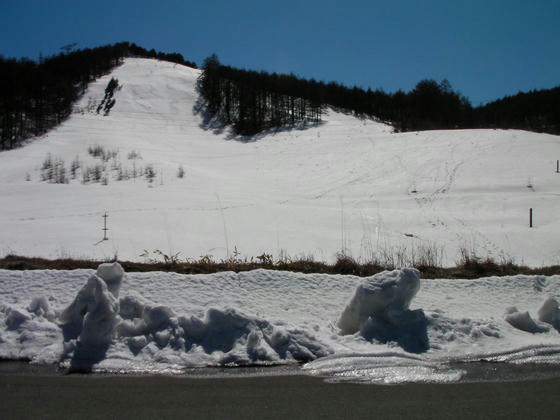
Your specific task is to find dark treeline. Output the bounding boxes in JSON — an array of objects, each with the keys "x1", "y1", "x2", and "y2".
[
  {"x1": 474, "y1": 87, "x2": 560, "y2": 134},
  {"x1": 2, "y1": 43, "x2": 558, "y2": 148},
  {"x1": 199, "y1": 55, "x2": 322, "y2": 135},
  {"x1": 200, "y1": 55, "x2": 560, "y2": 136},
  {"x1": 0, "y1": 42, "x2": 196, "y2": 150}
]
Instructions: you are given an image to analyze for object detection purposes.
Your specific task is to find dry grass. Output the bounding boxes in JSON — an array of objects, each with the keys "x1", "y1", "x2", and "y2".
[{"x1": 1, "y1": 250, "x2": 559, "y2": 279}]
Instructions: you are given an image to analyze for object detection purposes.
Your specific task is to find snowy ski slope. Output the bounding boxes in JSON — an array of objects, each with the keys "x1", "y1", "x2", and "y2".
[{"x1": 0, "y1": 57, "x2": 559, "y2": 265}]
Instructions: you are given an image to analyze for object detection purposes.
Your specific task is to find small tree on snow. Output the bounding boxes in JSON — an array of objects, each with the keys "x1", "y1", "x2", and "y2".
[
  {"x1": 144, "y1": 165, "x2": 156, "y2": 184},
  {"x1": 41, "y1": 154, "x2": 68, "y2": 184},
  {"x1": 70, "y1": 155, "x2": 80, "y2": 179},
  {"x1": 53, "y1": 159, "x2": 68, "y2": 184},
  {"x1": 177, "y1": 164, "x2": 185, "y2": 178},
  {"x1": 128, "y1": 150, "x2": 142, "y2": 179},
  {"x1": 41, "y1": 154, "x2": 54, "y2": 181}
]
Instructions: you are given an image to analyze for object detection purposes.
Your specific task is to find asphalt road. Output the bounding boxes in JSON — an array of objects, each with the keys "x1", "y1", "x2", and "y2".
[{"x1": 2, "y1": 372, "x2": 560, "y2": 419}]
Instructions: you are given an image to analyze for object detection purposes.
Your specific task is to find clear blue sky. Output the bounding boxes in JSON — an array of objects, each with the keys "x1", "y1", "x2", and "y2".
[{"x1": 1, "y1": 0, "x2": 559, "y2": 105}]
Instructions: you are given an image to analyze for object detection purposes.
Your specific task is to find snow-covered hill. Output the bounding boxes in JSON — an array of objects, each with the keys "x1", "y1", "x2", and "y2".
[{"x1": 1, "y1": 58, "x2": 559, "y2": 265}]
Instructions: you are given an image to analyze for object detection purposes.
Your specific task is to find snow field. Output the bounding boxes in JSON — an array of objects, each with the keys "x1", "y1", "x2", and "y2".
[
  {"x1": 1, "y1": 264, "x2": 560, "y2": 383},
  {"x1": 0, "y1": 58, "x2": 559, "y2": 265}
]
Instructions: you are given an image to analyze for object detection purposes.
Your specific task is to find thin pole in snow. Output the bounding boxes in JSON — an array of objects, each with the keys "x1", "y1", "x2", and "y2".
[
  {"x1": 102, "y1": 212, "x2": 109, "y2": 240},
  {"x1": 340, "y1": 196, "x2": 344, "y2": 254},
  {"x1": 557, "y1": 160, "x2": 559, "y2": 173},
  {"x1": 529, "y1": 208, "x2": 533, "y2": 228}
]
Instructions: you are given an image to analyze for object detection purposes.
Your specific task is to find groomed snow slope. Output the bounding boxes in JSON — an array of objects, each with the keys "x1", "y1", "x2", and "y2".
[
  {"x1": 1, "y1": 265, "x2": 560, "y2": 384},
  {"x1": 0, "y1": 58, "x2": 559, "y2": 265}
]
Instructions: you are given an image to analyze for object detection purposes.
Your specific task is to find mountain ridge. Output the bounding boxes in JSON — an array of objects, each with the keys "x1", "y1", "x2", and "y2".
[{"x1": 1, "y1": 42, "x2": 558, "y2": 151}]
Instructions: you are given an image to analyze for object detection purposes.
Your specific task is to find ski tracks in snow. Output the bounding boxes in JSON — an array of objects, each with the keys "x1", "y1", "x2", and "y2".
[
  {"x1": 399, "y1": 140, "x2": 465, "y2": 233},
  {"x1": 16, "y1": 203, "x2": 257, "y2": 222}
]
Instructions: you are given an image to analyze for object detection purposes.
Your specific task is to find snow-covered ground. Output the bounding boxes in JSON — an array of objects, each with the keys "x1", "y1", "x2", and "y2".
[
  {"x1": 1, "y1": 58, "x2": 560, "y2": 383},
  {"x1": 1, "y1": 264, "x2": 559, "y2": 384},
  {"x1": 0, "y1": 58, "x2": 559, "y2": 265}
]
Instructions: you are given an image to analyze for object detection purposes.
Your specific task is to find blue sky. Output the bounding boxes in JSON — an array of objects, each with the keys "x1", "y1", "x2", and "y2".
[{"x1": 1, "y1": 0, "x2": 558, "y2": 105}]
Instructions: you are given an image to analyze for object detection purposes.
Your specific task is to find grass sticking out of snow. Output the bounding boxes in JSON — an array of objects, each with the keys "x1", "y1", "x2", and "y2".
[{"x1": 1, "y1": 251, "x2": 558, "y2": 279}]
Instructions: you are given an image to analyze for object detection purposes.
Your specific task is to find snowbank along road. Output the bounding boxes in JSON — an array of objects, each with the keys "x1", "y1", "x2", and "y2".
[{"x1": 1, "y1": 264, "x2": 560, "y2": 384}]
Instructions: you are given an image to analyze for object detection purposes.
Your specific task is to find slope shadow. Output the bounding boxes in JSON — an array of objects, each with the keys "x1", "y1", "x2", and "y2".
[
  {"x1": 223, "y1": 120, "x2": 327, "y2": 143},
  {"x1": 360, "y1": 308, "x2": 430, "y2": 354},
  {"x1": 192, "y1": 90, "x2": 229, "y2": 136}
]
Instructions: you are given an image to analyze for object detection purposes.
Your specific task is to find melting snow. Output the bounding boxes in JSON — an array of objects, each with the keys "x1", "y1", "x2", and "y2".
[{"x1": 1, "y1": 264, "x2": 560, "y2": 383}]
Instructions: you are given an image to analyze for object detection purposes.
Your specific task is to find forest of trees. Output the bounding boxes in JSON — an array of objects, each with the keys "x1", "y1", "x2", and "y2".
[
  {"x1": 1, "y1": 43, "x2": 558, "y2": 150},
  {"x1": 199, "y1": 55, "x2": 560, "y2": 136},
  {"x1": 0, "y1": 42, "x2": 196, "y2": 150},
  {"x1": 474, "y1": 87, "x2": 560, "y2": 134},
  {"x1": 198, "y1": 55, "x2": 322, "y2": 135}
]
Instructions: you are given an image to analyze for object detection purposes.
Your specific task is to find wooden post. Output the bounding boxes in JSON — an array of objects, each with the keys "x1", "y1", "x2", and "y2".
[
  {"x1": 102, "y1": 212, "x2": 109, "y2": 240},
  {"x1": 529, "y1": 208, "x2": 533, "y2": 228},
  {"x1": 557, "y1": 160, "x2": 559, "y2": 173}
]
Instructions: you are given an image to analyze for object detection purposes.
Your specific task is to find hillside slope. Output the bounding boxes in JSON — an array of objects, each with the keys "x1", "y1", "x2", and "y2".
[{"x1": 0, "y1": 58, "x2": 559, "y2": 265}]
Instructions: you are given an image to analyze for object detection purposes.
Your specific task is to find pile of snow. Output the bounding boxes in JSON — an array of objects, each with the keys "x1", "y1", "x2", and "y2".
[
  {"x1": 505, "y1": 297, "x2": 560, "y2": 334},
  {"x1": 538, "y1": 297, "x2": 560, "y2": 331},
  {"x1": 505, "y1": 307, "x2": 549, "y2": 334},
  {"x1": 114, "y1": 300, "x2": 331, "y2": 367},
  {"x1": 5, "y1": 263, "x2": 329, "y2": 370},
  {"x1": 0, "y1": 299, "x2": 61, "y2": 363},
  {"x1": 60, "y1": 263, "x2": 122, "y2": 349},
  {"x1": 2, "y1": 265, "x2": 560, "y2": 383},
  {"x1": 337, "y1": 268, "x2": 420, "y2": 334},
  {"x1": 176, "y1": 308, "x2": 330, "y2": 364},
  {"x1": 336, "y1": 268, "x2": 428, "y2": 353}
]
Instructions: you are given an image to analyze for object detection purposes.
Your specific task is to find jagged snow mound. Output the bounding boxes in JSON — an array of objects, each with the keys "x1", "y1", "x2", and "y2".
[
  {"x1": 96, "y1": 263, "x2": 124, "y2": 298},
  {"x1": 59, "y1": 264, "x2": 122, "y2": 348},
  {"x1": 504, "y1": 297, "x2": 560, "y2": 334},
  {"x1": 54, "y1": 263, "x2": 330, "y2": 368},
  {"x1": 117, "y1": 299, "x2": 330, "y2": 366},
  {"x1": 538, "y1": 297, "x2": 560, "y2": 331},
  {"x1": 337, "y1": 268, "x2": 421, "y2": 335},
  {"x1": 0, "y1": 299, "x2": 61, "y2": 362},
  {"x1": 337, "y1": 268, "x2": 428, "y2": 353},
  {"x1": 505, "y1": 307, "x2": 549, "y2": 334},
  {"x1": 177, "y1": 308, "x2": 330, "y2": 364}
]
